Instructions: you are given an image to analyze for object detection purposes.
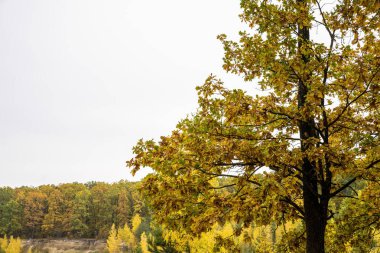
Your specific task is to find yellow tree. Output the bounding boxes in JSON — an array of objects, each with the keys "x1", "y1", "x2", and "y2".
[
  {"x1": 131, "y1": 214, "x2": 142, "y2": 235},
  {"x1": 117, "y1": 223, "x2": 137, "y2": 252},
  {"x1": 107, "y1": 224, "x2": 121, "y2": 253},
  {"x1": 0, "y1": 236, "x2": 21, "y2": 253},
  {"x1": 0, "y1": 235, "x2": 8, "y2": 251},
  {"x1": 140, "y1": 232, "x2": 150, "y2": 253},
  {"x1": 128, "y1": 0, "x2": 379, "y2": 252},
  {"x1": 5, "y1": 236, "x2": 21, "y2": 253}
]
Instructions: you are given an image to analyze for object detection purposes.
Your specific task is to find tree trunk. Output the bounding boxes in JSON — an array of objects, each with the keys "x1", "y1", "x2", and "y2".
[
  {"x1": 297, "y1": 1, "x2": 327, "y2": 252},
  {"x1": 302, "y1": 158, "x2": 326, "y2": 253}
]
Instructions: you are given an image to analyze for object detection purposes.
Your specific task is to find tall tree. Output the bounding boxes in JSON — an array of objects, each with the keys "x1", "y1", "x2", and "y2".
[
  {"x1": 1, "y1": 200, "x2": 22, "y2": 236},
  {"x1": 22, "y1": 191, "x2": 47, "y2": 238},
  {"x1": 42, "y1": 189, "x2": 64, "y2": 237},
  {"x1": 118, "y1": 223, "x2": 137, "y2": 252},
  {"x1": 58, "y1": 183, "x2": 86, "y2": 236},
  {"x1": 89, "y1": 183, "x2": 114, "y2": 238},
  {"x1": 106, "y1": 224, "x2": 121, "y2": 253},
  {"x1": 128, "y1": 0, "x2": 379, "y2": 252},
  {"x1": 0, "y1": 188, "x2": 20, "y2": 236},
  {"x1": 116, "y1": 188, "x2": 133, "y2": 228},
  {"x1": 70, "y1": 189, "x2": 91, "y2": 237}
]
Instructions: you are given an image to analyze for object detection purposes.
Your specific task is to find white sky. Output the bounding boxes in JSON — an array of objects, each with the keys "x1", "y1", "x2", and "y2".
[{"x1": 0, "y1": 0, "x2": 245, "y2": 187}]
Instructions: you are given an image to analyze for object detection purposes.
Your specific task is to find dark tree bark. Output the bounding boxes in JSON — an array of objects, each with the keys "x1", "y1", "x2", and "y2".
[{"x1": 297, "y1": 1, "x2": 328, "y2": 252}]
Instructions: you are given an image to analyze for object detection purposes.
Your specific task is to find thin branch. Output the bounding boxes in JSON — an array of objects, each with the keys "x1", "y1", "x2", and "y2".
[
  {"x1": 351, "y1": 218, "x2": 379, "y2": 234},
  {"x1": 210, "y1": 132, "x2": 301, "y2": 142},
  {"x1": 332, "y1": 195, "x2": 359, "y2": 200},
  {"x1": 213, "y1": 162, "x2": 262, "y2": 167},
  {"x1": 195, "y1": 166, "x2": 262, "y2": 186},
  {"x1": 365, "y1": 159, "x2": 380, "y2": 170},
  {"x1": 315, "y1": 0, "x2": 334, "y2": 38},
  {"x1": 209, "y1": 183, "x2": 237, "y2": 190},
  {"x1": 280, "y1": 197, "x2": 305, "y2": 218},
  {"x1": 328, "y1": 66, "x2": 380, "y2": 128},
  {"x1": 224, "y1": 117, "x2": 289, "y2": 129},
  {"x1": 267, "y1": 110, "x2": 325, "y2": 139},
  {"x1": 329, "y1": 177, "x2": 357, "y2": 198}
]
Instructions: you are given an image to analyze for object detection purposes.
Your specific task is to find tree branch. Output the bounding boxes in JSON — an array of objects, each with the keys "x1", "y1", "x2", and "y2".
[
  {"x1": 329, "y1": 177, "x2": 357, "y2": 198},
  {"x1": 280, "y1": 196, "x2": 305, "y2": 218},
  {"x1": 328, "y1": 66, "x2": 380, "y2": 128},
  {"x1": 195, "y1": 166, "x2": 262, "y2": 186}
]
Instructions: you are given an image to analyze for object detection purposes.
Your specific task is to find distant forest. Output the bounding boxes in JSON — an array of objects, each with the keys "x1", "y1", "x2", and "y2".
[
  {"x1": 0, "y1": 181, "x2": 147, "y2": 239},
  {"x1": 1, "y1": 179, "x2": 378, "y2": 252}
]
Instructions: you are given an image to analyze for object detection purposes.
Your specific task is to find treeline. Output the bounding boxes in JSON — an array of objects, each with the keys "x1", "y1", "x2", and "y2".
[
  {"x1": 1, "y1": 180, "x2": 378, "y2": 252},
  {"x1": 0, "y1": 180, "x2": 305, "y2": 252},
  {"x1": 0, "y1": 181, "x2": 148, "y2": 239}
]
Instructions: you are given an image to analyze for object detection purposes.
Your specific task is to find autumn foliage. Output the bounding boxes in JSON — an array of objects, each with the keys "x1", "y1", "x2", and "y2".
[
  {"x1": 0, "y1": 181, "x2": 146, "y2": 239},
  {"x1": 128, "y1": 0, "x2": 379, "y2": 252}
]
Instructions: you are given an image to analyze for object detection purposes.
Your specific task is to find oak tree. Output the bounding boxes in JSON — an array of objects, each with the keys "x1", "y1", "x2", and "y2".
[{"x1": 128, "y1": 0, "x2": 380, "y2": 252}]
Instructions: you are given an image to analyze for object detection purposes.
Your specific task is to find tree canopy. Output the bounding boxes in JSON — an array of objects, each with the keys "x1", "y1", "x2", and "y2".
[
  {"x1": 0, "y1": 181, "x2": 146, "y2": 239},
  {"x1": 128, "y1": 0, "x2": 380, "y2": 252}
]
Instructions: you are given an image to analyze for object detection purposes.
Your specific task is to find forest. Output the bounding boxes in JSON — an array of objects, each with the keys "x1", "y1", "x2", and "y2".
[
  {"x1": 0, "y1": 179, "x2": 378, "y2": 252},
  {"x1": 0, "y1": 181, "x2": 146, "y2": 239}
]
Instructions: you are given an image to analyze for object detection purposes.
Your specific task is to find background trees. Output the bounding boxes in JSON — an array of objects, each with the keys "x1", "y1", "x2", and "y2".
[
  {"x1": 0, "y1": 188, "x2": 22, "y2": 237},
  {"x1": 22, "y1": 191, "x2": 47, "y2": 238},
  {"x1": 0, "y1": 180, "x2": 378, "y2": 251},
  {"x1": 128, "y1": 0, "x2": 379, "y2": 252},
  {"x1": 0, "y1": 181, "x2": 143, "y2": 239}
]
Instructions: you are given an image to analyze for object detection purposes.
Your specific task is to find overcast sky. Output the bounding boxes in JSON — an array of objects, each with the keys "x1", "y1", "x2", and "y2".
[{"x1": 0, "y1": 0, "x2": 247, "y2": 187}]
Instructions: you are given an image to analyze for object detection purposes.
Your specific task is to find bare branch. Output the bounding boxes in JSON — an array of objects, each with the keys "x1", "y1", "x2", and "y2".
[{"x1": 315, "y1": 0, "x2": 334, "y2": 38}]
